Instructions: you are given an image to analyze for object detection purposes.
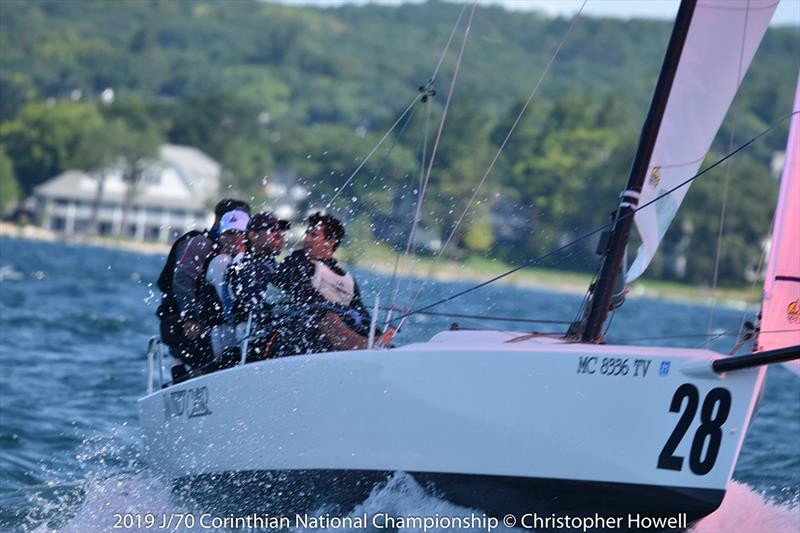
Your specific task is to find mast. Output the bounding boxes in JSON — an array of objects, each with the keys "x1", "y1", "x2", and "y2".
[{"x1": 580, "y1": 0, "x2": 698, "y2": 343}]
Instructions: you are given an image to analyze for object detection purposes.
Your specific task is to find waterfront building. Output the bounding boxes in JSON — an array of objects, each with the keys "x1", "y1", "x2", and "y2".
[{"x1": 34, "y1": 144, "x2": 219, "y2": 243}]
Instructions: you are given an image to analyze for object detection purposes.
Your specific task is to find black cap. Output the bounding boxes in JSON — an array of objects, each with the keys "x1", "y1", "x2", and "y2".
[
  {"x1": 248, "y1": 212, "x2": 291, "y2": 232},
  {"x1": 215, "y1": 198, "x2": 251, "y2": 217}
]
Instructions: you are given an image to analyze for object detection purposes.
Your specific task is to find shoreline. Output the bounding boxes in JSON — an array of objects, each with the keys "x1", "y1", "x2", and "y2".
[
  {"x1": 355, "y1": 254, "x2": 758, "y2": 310},
  {"x1": 1, "y1": 221, "x2": 759, "y2": 309},
  {"x1": 0, "y1": 221, "x2": 171, "y2": 256}
]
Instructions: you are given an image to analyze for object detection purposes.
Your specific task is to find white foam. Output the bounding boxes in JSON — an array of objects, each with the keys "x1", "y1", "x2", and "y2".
[
  {"x1": 293, "y1": 472, "x2": 519, "y2": 533},
  {"x1": 28, "y1": 473, "x2": 799, "y2": 533},
  {"x1": 33, "y1": 475, "x2": 203, "y2": 533},
  {"x1": 0, "y1": 264, "x2": 24, "y2": 281},
  {"x1": 691, "y1": 481, "x2": 800, "y2": 533}
]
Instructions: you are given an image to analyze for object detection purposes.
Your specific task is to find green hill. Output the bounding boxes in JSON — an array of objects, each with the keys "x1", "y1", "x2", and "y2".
[{"x1": 1, "y1": 0, "x2": 798, "y2": 285}]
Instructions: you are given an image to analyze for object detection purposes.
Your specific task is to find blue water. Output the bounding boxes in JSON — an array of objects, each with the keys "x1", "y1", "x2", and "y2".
[{"x1": 0, "y1": 236, "x2": 798, "y2": 532}]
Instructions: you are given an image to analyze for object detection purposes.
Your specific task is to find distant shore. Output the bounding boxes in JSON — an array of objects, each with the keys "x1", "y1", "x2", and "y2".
[
  {"x1": 0, "y1": 221, "x2": 171, "y2": 256},
  {"x1": 1, "y1": 221, "x2": 760, "y2": 308},
  {"x1": 349, "y1": 244, "x2": 760, "y2": 309}
]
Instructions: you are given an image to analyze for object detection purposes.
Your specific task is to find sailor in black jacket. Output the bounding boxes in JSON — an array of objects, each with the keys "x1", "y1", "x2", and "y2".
[
  {"x1": 156, "y1": 198, "x2": 250, "y2": 368},
  {"x1": 229, "y1": 211, "x2": 291, "y2": 360},
  {"x1": 272, "y1": 212, "x2": 394, "y2": 356}
]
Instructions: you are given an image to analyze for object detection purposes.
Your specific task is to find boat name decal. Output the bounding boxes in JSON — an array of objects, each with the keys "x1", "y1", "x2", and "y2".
[
  {"x1": 163, "y1": 386, "x2": 212, "y2": 420},
  {"x1": 576, "y1": 356, "x2": 651, "y2": 377}
]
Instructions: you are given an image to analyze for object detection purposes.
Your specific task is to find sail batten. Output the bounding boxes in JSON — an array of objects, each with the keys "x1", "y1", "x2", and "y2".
[
  {"x1": 757, "y1": 75, "x2": 800, "y2": 358},
  {"x1": 625, "y1": 0, "x2": 778, "y2": 283}
]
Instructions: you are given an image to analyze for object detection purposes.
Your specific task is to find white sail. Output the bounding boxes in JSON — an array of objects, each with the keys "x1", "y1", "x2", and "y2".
[
  {"x1": 758, "y1": 75, "x2": 800, "y2": 359},
  {"x1": 626, "y1": 0, "x2": 778, "y2": 282}
]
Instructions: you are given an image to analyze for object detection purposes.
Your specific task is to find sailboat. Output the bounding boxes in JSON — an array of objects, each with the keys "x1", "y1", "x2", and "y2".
[{"x1": 139, "y1": 0, "x2": 799, "y2": 526}]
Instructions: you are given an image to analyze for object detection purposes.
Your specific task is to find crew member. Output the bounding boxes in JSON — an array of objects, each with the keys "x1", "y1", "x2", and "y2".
[
  {"x1": 229, "y1": 211, "x2": 291, "y2": 361},
  {"x1": 200, "y1": 209, "x2": 249, "y2": 366},
  {"x1": 156, "y1": 199, "x2": 250, "y2": 375},
  {"x1": 273, "y1": 212, "x2": 395, "y2": 356}
]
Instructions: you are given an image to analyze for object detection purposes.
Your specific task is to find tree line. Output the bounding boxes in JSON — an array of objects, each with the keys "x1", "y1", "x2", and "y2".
[{"x1": 1, "y1": 0, "x2": 797, "y2": 285}]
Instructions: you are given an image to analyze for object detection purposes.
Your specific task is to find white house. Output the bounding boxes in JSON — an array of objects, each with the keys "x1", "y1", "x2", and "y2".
[{"x1": 34, "y1": 144, "x2": 220, "y2": 243}]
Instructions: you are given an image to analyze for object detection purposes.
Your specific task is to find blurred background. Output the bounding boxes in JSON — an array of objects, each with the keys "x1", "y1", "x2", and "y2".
[{"x1": 1, "y1": 0, "x2": 798, "y2": 292}]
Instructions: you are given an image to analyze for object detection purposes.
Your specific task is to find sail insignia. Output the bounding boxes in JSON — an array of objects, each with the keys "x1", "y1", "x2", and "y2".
[{"x1": 648, "y1": 166, "x2": 662, "y2": 188}]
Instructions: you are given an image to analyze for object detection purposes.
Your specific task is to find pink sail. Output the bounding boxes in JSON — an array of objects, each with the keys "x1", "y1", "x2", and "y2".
[{"x1": 758, "y1": 75, "x2": 800, "y2": 360}]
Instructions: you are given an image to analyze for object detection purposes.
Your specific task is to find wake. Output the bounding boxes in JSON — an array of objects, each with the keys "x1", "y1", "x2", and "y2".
[{"x1": 41, "y1": 473, "x2": 799, "y2": 532}]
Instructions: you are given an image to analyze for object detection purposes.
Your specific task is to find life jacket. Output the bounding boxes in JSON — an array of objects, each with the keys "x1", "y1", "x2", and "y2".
[
  {"x1": 229, "y1": 254, "x2": 278, "y2": 324},
  {"x1": 311, "y1": 260, "x2": 355, "y2": 307},
  {"x1": 156, "y1": 230, "x2": 208, "y2": 319},
  {"x1": 196, "y1": 254, "x2": 236, "y2": 328}
]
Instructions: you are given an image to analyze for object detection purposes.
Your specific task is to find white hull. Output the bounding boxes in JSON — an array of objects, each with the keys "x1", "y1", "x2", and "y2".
[{"x1": 139, "y1": 331, "x2": 765, "y2": 521}]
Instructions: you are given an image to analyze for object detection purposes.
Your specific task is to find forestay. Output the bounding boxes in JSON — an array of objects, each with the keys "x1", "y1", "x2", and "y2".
[
  {"x1": 626, "y1": 0, "x2": 778, "y2": 282},
  {"x1": 758, "y1": 75, "x2": 800, "y2": 357}
]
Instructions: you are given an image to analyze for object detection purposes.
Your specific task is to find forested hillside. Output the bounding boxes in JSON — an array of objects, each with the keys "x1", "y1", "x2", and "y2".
[{"x1": 1, "y1": 0, "x2": 798, "y2": 284}]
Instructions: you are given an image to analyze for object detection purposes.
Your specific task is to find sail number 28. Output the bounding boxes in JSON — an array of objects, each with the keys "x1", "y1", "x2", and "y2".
[{"x1": 657, "y1": 384, "x2": 732, "y2": 475}]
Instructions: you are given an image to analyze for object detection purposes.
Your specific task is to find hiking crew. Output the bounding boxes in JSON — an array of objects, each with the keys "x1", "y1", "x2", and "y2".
[
  {"x1": 201, "y1": 209, "x2": 249, "y2": 365},
  {"x1": 229, "y1": 212, "x2": 291, "y2": 361},
  {"x1": 156, "y1": 199, "x2": 250, "y2": 372},
  {"x1": 158, "y1": 204, "x2": 392, "y2": 375},
  {"x1": 273, "y1": 212, "x2": 395, "y2": 356}
]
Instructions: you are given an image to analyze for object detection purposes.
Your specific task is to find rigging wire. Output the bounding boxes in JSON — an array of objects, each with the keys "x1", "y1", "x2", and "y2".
[
  {"x1": 734, "y1": 220, "x2": 771, "y2": 351},
  {"x1": 395, "y1": 0, "x2": 589, "y2": 332},
  {"x1": 602, "y1": 306, "x2": 616, "y2": 339},
  {"x1": 401, "y1": 0, "x2": 479, "y2": 267},
  {"x1": 430, "y1": 2, "x2": 470, "y2": 84},
  {"x1": 300, "y1": 0, "x2": 471, "y2": 327},
  {"x1": 387, "y1": 101, "x2": 433, "y2": 323},
  {"x1": 325, "y1": 0, "x2": 468, "y2": 209},
  {"x1": 385, "y1": 0, "x2": 472, "y2": 320},
  {"x1": 379, "y1": 306, "x2": 572, "y2": 325},
  {"x1": 356, "y1": 104, "x2": 419, "y2": 198},
  {"x1": 284, "y1": 96, "x2": 421, "y2": 252},
  {"x1": 705, "y1": 0, "x2": 751, "y2": 345},
  {"x1": 385, "y1": 1, "x2": 474, "y2": 326},
  {"x1": 320, "y1": 0, "x2": 471, "y2": 212},
  {"x1": 386, "y1": 0, "x2": 479, "y2": 332},
  {"x1": 323, "y1": 94, "x2": 422, "y2": 210},
  {"x1": 235, "y1": 305, "x2": 797, "y2": 346},
  {"x1": 267, "y1": 0, "x2": 469, "y2": 258},
  {"x1": 388, "y1": 110, "x2": 799, "y2": 325},
  {"x1": 606, "y1": 328, "x2": 799, "y2": 344}
]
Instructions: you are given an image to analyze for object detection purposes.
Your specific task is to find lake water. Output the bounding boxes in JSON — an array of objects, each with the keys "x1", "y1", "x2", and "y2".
[{"x1": 0, "y1": 236, "x2": 797, "y2": 532}]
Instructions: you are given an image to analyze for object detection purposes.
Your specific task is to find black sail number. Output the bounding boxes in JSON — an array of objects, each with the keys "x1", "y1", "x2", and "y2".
[
  {"x1": 689, "y1": 387, "x2": 732, "y2": 475},
  {"x1": 658, "y1": 384, "x2": 699, "y2": 472},
  {"x1": 657, "y1": 384, "x2": 732, "y2": 475}
]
